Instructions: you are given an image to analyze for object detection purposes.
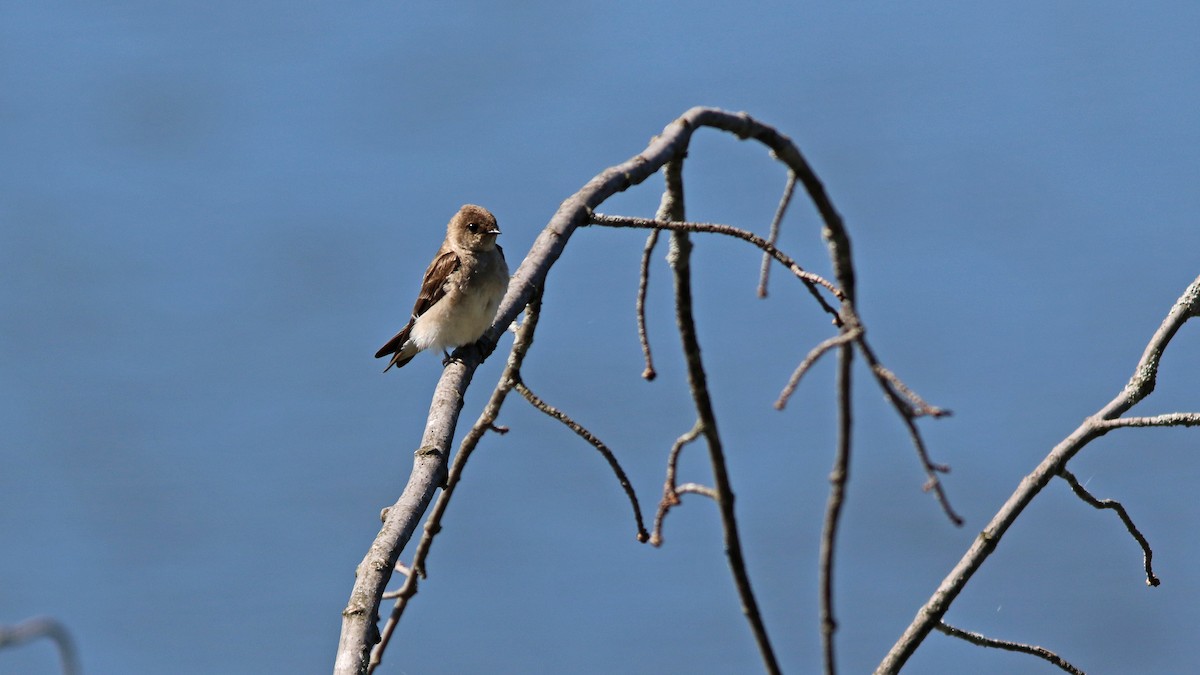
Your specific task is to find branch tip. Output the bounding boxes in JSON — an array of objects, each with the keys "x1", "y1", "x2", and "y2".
[
  {"x1": 1059, "y1": 468, "x2": 1159, "y2": 587},
  {"x1": 516, "y1": 381, "x2": 648, "y2": 541},
  {"x1": 936, "y1": 621, "x2": 1085, "y2": 675}
]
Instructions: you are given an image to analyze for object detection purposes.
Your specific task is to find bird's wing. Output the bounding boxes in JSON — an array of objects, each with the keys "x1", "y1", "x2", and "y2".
[
  {"x1": 410, "y1": 248, "x2": 461, "y2": 319},
  {"x1": 374, "y1": 249, "x2": 460, "y2": 359}
]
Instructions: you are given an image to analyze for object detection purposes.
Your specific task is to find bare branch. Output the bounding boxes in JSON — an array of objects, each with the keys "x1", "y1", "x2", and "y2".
[
  {"x1": 590, "y1": 211, "x2": 845, "y2": 314},
  {"x1": 775, "y1": 328, "x2": 861, "y2": 410},
  {"x1": 870, "y1": 362, "x2": 951, "y2": 419},
  {"x1": 637, "y1": 229, "x2": 661, "y2": 380},
  {"x1": 1058, "y1": 468, "x2": 1160, "y2": 587},
  {"x1": 675, "y1": 483, "x2": 720, "y2": 500},
  {"x1": 592, "y1": 211, "x2": 956, "y2": 525},
  {"x1": 935, "y1": 622, "x2": 1085, "y2": 675},
  {"x1": 650, "y1": 421, "x2": 704, "y2": 547},
  {"x1": 819, "y1": 343, "x2": 854, "y2": 675},
  {"x1": 877, "y1": 274, "x2": 1200, "y2": 674},
  {"x1": 758, "y1": 171, "x2": 798, "y2": 298},
  {"x1": 0, "y1": 617, "x2": 79, "y2": 675},
  {"x1": 661, "y1": 159, "x2": 782, "y2": 675},
  {"x1": 514, "y1": 379, "x2": 649, "y2": 542},
  {"x1": 856, "y1": 339, "x2": 961, "y2": 525},
  {"x1": 367, "y1": 294, "x2": 544, "y2": 674},
  {"x1": 1095, "y1": 413, "x2": 1200, "y2": 430}
]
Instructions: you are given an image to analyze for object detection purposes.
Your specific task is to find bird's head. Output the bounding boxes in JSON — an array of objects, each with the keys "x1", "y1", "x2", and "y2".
[{"x1": 448, "y1": 204, "x2": 501, "y2": 252}]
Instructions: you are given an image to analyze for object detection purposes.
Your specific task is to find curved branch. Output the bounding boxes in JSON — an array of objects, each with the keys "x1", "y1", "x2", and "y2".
[
  {"x1": 776, "y1": 328, "x2": 861, "y2": 410},
  {"x1": 336, "y1": 106, "x2": 922, "y2": 674},
  {"x1": 589, "y1": 212, "x2": 845, "y2": 313},
  {"x1": 0, "y1": 617, "x2": 79, "y2": 675},
  {"x1": 514, "y1": 379, "x2": 649, "y2": 542},
  {"x1": 935, "y1": 622, "x2": 1084, "y2": 675},
  {"x1": 1058, "y1": 468, "x2": 1159, "y2": 587},
  {"x1": 650, "y1": 421, "x2": 704, "y2": 547},
  {"x1": 636, "y1": 229, "x2": 661, "y2": 380}
]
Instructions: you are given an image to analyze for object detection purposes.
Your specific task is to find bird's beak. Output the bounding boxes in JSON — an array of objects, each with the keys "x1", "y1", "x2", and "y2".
[{"x1": 487, "y1": 226, "x2": 501, "y2": 235}]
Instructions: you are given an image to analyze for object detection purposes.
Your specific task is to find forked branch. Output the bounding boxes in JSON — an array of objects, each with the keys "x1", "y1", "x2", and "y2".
[
  {"x1": 877, "y1": 274, "x2": 1200, "y2": 674},
  {"x1": 336, "y1": 107, "x2": 955, "y2": 675}
]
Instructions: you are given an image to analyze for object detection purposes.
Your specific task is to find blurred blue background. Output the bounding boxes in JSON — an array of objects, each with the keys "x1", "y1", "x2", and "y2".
[{"x1": 2, "y1": 2, "x2": 1198, "y2": 673}]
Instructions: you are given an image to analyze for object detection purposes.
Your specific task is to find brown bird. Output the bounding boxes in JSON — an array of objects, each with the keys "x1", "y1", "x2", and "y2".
[{"x1": 375, "y1": 204, "x2": 509, "y2": 371}]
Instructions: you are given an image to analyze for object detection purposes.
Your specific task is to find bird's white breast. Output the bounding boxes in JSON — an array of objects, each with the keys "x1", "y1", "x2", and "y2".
[{"x1": 409, "y1": 252, "x2": 507, "y2": 352}]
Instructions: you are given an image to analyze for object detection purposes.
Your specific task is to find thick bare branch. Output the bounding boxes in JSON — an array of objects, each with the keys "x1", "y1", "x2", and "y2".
[
  {"x1": 367, "y1": 294, "x2": 545, "y2": 673},
  {"x1": 877, "y1": 274, "x2": 1200, "y2": 674},
  {"x1": 335, "y1": 357, "x2": 478, "y2": 675}
]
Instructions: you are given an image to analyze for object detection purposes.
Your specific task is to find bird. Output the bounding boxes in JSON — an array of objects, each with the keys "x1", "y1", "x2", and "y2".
[{"x1": 375, "y1": 204, "x2": 510, "y2": 371}]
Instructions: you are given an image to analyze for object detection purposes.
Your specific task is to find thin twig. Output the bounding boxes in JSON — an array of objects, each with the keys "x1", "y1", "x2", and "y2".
[
  {"x1": 857, "y1": 338, "x2": 961, "y2": 524},
  {"x1": 902, "y1": 412, "x2": 960, "y2": 523},
  {"x1": 651, "y1": 421, "x2": 704, "y2": 547},
  {"x1": 758, "y1": 171, "x2": 798, "y2": 298},
  {"x1": 870, "y1": 362, "x2": 951, "y2": 418},
  {"x1": 775, "y1": 328, "x2": 861, "y2": 410},
  {"x1": 1058, "y1": 468, "x2": 1160, "y2": 587},
  {"x1": 675, "y1": 483, "x2": 720, "y2": 500},
  {"x1": 514, "y1": 379, "x2": 649, "y2": 542},
  {"x1": 1094, "y1": 413, "x2": 1200, "y2": 430},
  {"x1": 367, "y1": 293, "x2": 544, "y2": 674},
  {"x1": 936, "y1": 622, "x2": 1085, "y2": 675},
  {"x1": 591, "y1": 211, "x2": 957, "y2": 522},
  {"x1": 877, "y1": 275, "x2": 1200, "y2": 674},
  {"x1": 637, "y1": 229, "x2": 661, "y2": 380},
  {"x1": 819, "y1": 343, "x2": 854, "y2": 675},
  {"x1": 590, "y1": 212, "x2": 844, "y2": 320},
  {"x1": 0, "y1": 617, "x2": 79, "y2": 675}
]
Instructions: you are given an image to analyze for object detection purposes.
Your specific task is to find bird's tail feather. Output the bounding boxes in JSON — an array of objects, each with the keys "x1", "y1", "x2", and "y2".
[{"x1": 376, "y1": 320, "x2": 418, "y2": 371}]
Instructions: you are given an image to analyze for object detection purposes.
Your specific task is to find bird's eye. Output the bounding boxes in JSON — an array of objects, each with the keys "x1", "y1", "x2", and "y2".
[{"x1": 467, "y1": 222, "x2": 479, "y2": 232}]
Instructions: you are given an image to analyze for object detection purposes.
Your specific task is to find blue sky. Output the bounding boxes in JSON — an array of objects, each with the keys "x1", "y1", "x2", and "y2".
[{"x1": 2, "y1": 2, "x2": 1198, "y2": 673}]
